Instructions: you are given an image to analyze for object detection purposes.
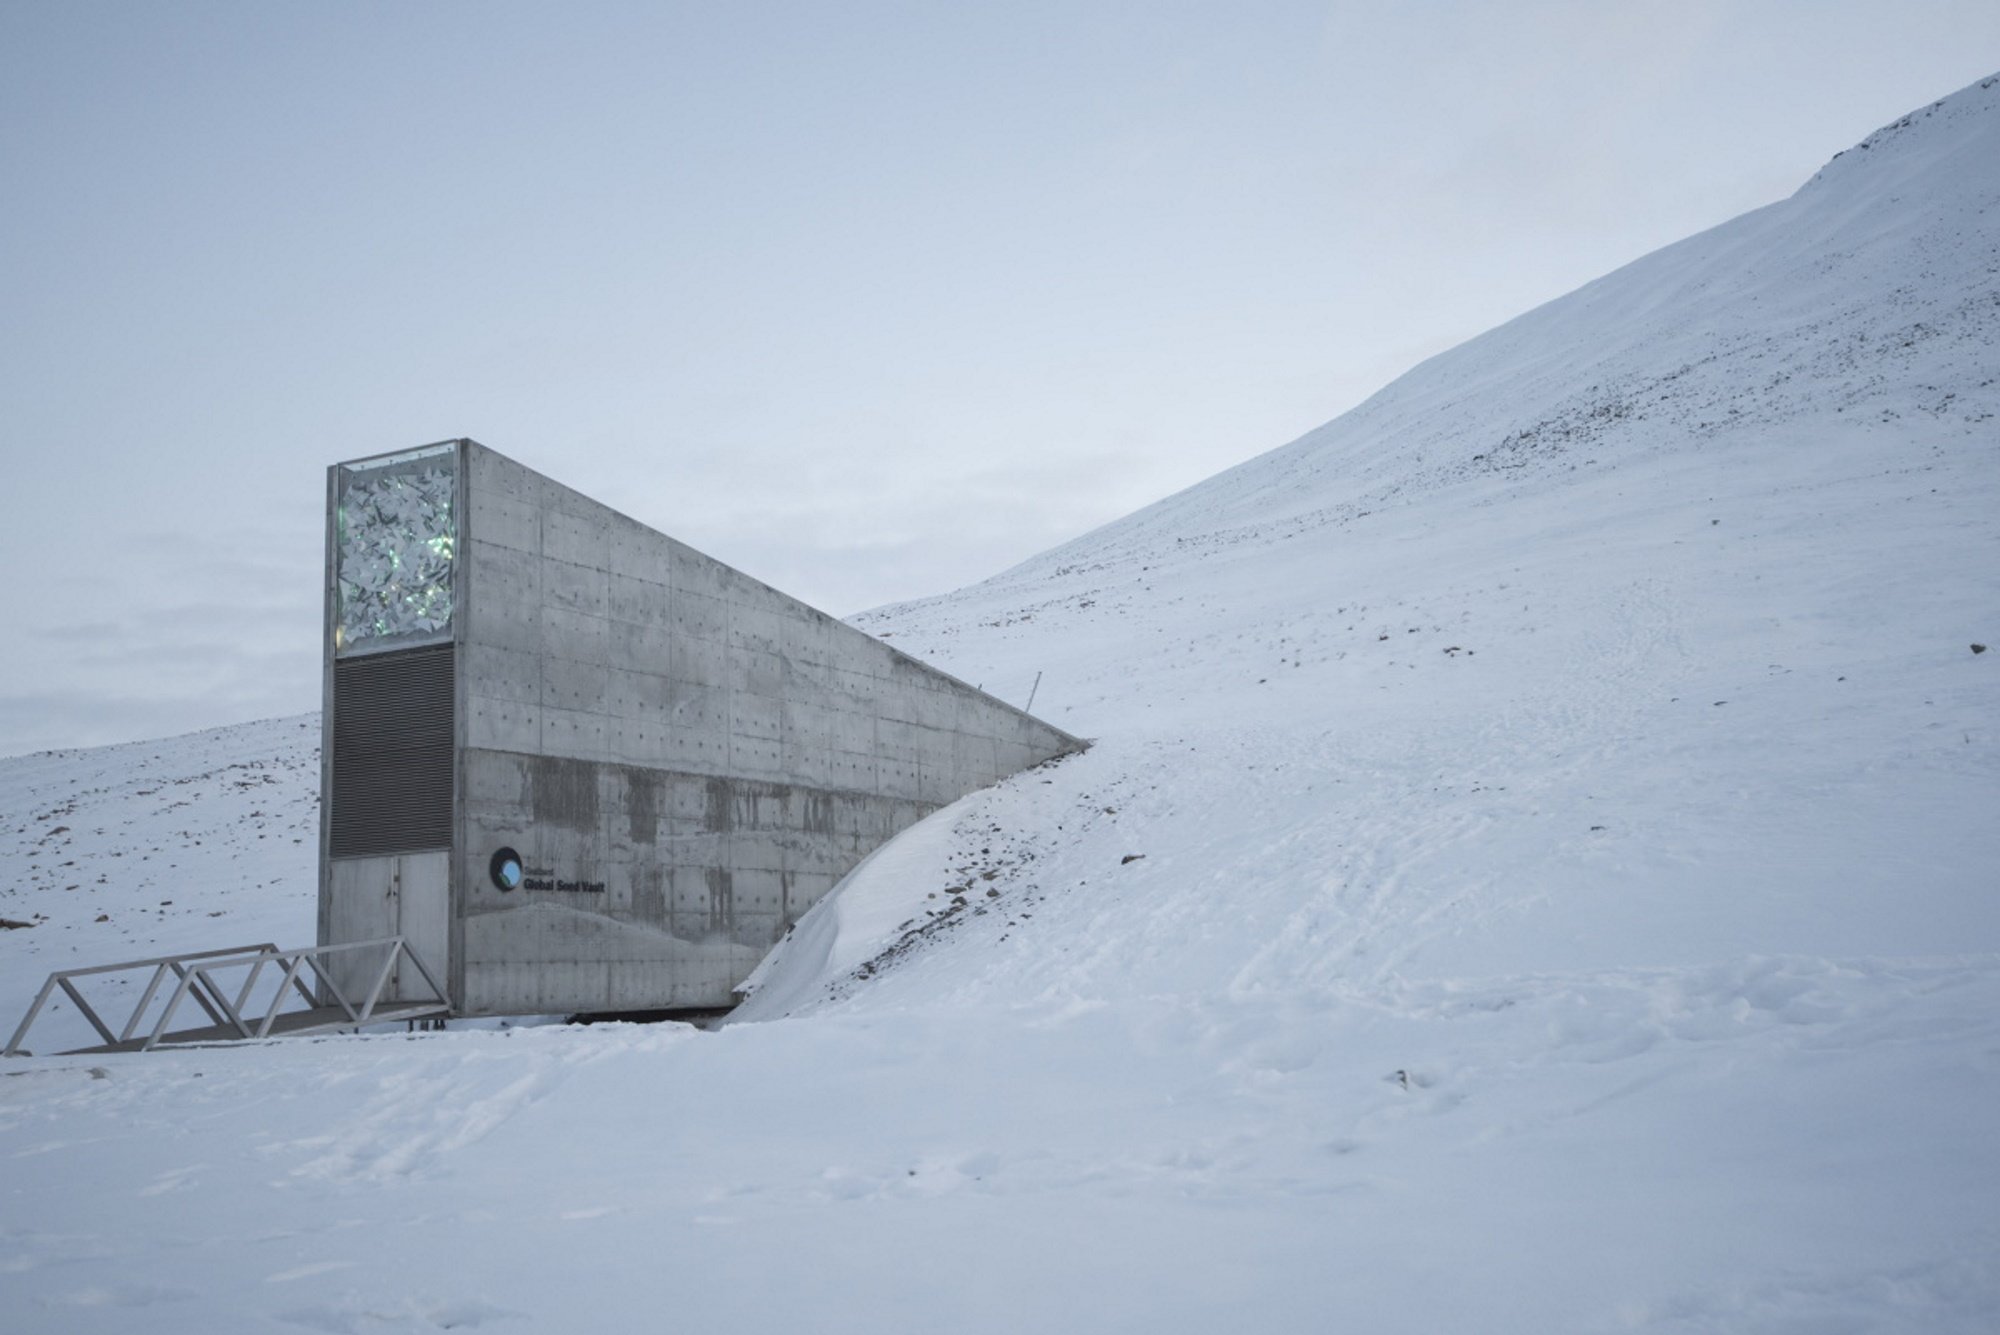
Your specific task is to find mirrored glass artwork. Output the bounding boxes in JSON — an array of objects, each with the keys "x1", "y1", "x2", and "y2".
[{"x1": 335, "y1": 445, "x2": 457, "y2": 655}]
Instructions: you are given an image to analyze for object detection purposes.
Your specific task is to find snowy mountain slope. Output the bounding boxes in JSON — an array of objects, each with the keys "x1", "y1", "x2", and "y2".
[
  {"x1": 941, "y1": 72, "x2": 1998, "y2": 577},
  {"x1": 3, "y1": 75, "x2": 1998, "y2": 1334},
  {"x1": 0, "y1": 717, "x2": 319, "y2": 1050},
  {"x1": 769, "y1": 73, "x2": 1999, "y2": 1009}
]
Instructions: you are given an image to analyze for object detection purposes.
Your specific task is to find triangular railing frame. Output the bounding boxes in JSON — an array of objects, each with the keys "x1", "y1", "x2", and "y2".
[{"x1": 4, "y1": 938, "x2": 449, "y2": 1057}]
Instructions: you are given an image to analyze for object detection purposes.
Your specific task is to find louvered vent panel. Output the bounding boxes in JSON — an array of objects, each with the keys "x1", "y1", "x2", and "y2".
[{"x1": 330, "y1": 644, "x2": 454, "y2": 857}]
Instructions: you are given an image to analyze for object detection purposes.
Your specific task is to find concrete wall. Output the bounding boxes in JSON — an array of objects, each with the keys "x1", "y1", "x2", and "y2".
[{"x1": 451, "y1": 442, "x2": 1081, "y2": 1014}]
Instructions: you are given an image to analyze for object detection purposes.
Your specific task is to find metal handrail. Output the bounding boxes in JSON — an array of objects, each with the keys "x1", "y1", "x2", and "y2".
[
  {"x1": 5, "y1": 943, "x2": 279, "y2": 1055},
  {"x1": 4, "y1": 938, "x2": 448, "y2": 1057}
]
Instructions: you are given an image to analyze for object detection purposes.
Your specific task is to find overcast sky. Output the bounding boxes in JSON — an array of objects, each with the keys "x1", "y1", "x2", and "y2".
[{"x1": 2, "y1": 1, "x2": 1995, "y2": 757}]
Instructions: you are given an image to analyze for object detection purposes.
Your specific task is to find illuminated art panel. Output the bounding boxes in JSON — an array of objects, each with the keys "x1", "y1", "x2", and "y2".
[{"x1": 334, "y1": 443, "x2": 457, "y2": 657}]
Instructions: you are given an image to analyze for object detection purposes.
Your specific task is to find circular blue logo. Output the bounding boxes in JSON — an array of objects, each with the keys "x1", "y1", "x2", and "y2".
[{"x1": 490, "y1": 847, "x2": 524, "y2": 892}]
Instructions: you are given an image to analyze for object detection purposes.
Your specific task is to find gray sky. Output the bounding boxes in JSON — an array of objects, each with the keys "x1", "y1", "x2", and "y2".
[{"x1": 3, "y1": 1, "x2": 1996, "y2": 757}]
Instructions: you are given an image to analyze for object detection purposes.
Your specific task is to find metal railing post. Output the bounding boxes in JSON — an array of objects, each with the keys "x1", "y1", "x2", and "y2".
[
  {"x1": 255, "y1": 954, "x2": 313, "y2": 1039},
  {"x1": 118, "y1": 963, "x2": 176, "y2": 1043},
  {"x1": 56, "y1": 977, "x2": 118, "y2": 1048},
  {"x1": 143, "y1": 968, "x2": 205, "y2": 1053},
  {"x1": 4, "y1": 974, "x2": 64, "y2": 1057}
]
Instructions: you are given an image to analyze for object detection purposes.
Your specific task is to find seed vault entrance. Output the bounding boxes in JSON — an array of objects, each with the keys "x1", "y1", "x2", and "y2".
[{"x1": 319, "y1": 439, "x2": 1082, "y2": 1017}]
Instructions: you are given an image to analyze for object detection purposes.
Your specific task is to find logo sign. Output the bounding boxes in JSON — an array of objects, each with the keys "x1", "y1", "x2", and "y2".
[
  {"x1": 490, "y1": 848, "x2": 524, "y2": 892},
  {"x1": 488, "y1": 847, "x2": 604, "y2": 894}
]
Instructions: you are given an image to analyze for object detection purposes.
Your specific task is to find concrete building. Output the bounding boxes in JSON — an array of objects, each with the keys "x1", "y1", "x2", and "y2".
[{"x1": 319, "y1": 439, "x2": 1082, "y2": 1016}]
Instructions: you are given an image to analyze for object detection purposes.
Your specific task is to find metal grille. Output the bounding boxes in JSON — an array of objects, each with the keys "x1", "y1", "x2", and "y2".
[{"x1": 330, "y1": 644, "x2": 454, "y2": 857}]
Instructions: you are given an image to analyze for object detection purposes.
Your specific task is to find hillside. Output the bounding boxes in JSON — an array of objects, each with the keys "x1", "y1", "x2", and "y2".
[
  {"x1": 0, "y1": 717, "x2": 318, "y2": 1039},
  {"x1": 748, "y1": 72, "x2": 1998, "y2": 1013},
  {"x1": 2, "y1": 74, "x2": 1997, "y2": 1334}
]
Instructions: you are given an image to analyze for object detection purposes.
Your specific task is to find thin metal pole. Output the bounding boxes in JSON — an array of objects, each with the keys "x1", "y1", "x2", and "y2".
[
  {"x1": 315, "y1": 958, "x2": 360, "y2": 1023},
  {"x1": 196, "y1": 966, "x2": 253, "y2": 1040},
  {"x1": 358, "y1": 943, "x2": 398, "y2": 1025},
  {"x1": 170, "y1": 961, "x2": 230, "y2": 1028},
  {"x1": 233, "y1": 954, "x2": 271, "y2": 1016},
  {"x1": 257, "y1": 956, "x2": 313, "y2": 1039},
  {"x1": 58, "y1": 977, "x2": 118, "y2": 1048},
  {"x1": 186, "y1": 965, "x2": 239, "y2": 1029},
  {"x1": 4, "y1": 975, "x2": 63, "y2": 1056},
  {"x1": 119, "y1": 963, "x2": 175, "y2": 1042},
  {"x1": 1025, "y1": 671, "x2": 1043, "y2": 713},
  {"x1": 396, "y1": 939, "x2": 448, "y2": 1004},
  {"x1": 283, "y1": 954, "x2": 320, "y2": 1010},
  {"x1": 144, "y1": 969, "x2": 203, "y2": 1052}
]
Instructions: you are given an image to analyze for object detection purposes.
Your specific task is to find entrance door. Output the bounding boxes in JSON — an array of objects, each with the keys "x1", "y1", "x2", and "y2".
[{"x1": 325, "y1": 850, "x2": 451, "y2": 1005}]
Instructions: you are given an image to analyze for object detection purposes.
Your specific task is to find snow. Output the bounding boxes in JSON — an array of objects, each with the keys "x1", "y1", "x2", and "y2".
[{"x1": 3, "y1": 73, "x2": 1998, "y2": 1333}]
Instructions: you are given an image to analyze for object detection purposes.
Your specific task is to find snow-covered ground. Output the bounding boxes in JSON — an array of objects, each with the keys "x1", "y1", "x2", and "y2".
[{"x1": 3, "y1": 74, "x2": 1997, "y2": 1333}]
